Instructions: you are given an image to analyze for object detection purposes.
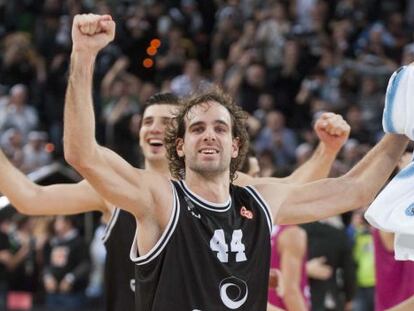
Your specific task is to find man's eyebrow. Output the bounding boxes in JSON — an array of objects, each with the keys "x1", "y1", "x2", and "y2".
[
  {"x1": 188, "y1": 121, "x2": 205, "y2": 128},
  {"x1": 214, "y1": 120, "x2": 230, "y2": 127}
]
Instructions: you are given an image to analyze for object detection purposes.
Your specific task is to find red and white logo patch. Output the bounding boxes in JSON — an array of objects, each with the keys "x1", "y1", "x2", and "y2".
[{"x1": 240, "y1": 206, "x2": 253, "y2": 219}]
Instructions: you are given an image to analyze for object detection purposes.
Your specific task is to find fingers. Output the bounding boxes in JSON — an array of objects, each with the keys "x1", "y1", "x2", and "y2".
[
  {"x1": 75, "y1": 13, "x2": 114, "y2": 36},
  {"x1": 315, "y1": 113, "x2": 351, "y2": 136}
]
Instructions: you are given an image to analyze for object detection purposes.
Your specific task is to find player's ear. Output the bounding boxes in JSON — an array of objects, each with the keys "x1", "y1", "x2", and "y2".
[
  {"x1": 176, "y1": 138, "x2": 184, "y2": 158},
  {"x1": 231, "y1": 137, "x2": 240, "y2": 159}
]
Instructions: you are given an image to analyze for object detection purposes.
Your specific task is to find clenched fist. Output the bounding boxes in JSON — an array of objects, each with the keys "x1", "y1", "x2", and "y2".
[
  {"x1": 314, "y1": 112, "x2": 351, "y2": 154},
  {"x1": 72, "y1": 14, "x2": 115, "y2": 55}
]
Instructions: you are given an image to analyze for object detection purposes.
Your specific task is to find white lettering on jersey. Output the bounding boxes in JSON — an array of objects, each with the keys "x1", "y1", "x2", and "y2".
[
  {"x1": 210, "y1": 229, "x2": 247, "y2": 263},
  {"x1": 219, "y1": 277, "x2": 248, "y2": 309}
]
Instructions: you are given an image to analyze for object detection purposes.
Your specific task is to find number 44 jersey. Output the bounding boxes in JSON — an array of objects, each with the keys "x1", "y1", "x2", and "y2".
[{"x1": 130, "y1": 180, "x2": 273, "y2": 311}]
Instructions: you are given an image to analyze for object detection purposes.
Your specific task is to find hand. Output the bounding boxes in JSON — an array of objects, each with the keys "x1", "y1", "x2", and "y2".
[
  {"x1": 268, "y1": 268, "x2": 284, "y2": 296},
  {"x1": 72, "y1": 14, "x2": 115, "y2": 55},
  {"x1": 59, "y1": 279, "x2": 73, "y2": 293},
  {"x1": 306, "y1": 256, "x2": 333, "y2": 280},
  {"x1": 268, "y1": 268, "x2": 280, "y2": 288},
  {"x1": 314, "y1": 112, "x2": 350, "y2": 154},
  {"x1": 44, "y1": 275, "x2": 57, "y2": 293}
]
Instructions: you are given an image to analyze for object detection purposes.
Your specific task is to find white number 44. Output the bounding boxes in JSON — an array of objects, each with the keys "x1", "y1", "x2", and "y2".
[{"x1": 210, "y1": 229, "x2": 247, "y2": 263}]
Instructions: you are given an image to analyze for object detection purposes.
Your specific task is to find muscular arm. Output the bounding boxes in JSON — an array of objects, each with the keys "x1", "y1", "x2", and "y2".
[
  {"x1": 278, "y1": 226, "x2": 308, "y2": 311},
  {"x1": 0, "y1": 149, "x2": 109, "y2": 217},
  {"x1": 63, "y1": 14, "x2": 172, "y2": 220},
  {"x1": 257, "y1": 134, "x2": 408, "y2": 224},
  {"x1": 235, "y1": 113, "x2": 350, "y2": 186}
]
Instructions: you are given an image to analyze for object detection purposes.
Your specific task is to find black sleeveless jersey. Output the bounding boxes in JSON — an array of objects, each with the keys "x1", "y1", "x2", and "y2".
[
  {"x1": 131, "y1": 180, "x2": 273, "y2": 311},
  {"x1": 103, "y1": 208, "x2": 136, "y2": 311}
]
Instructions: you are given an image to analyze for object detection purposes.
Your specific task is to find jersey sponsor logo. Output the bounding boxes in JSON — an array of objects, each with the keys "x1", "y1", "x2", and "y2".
[
  {"x1": 130, "y1": 279, "x2": 136, "y2": 292},
  {"x1": 219, "y1": 276, "x2": 248, "y2": 309},
  {"x1": 405, "y1": 203, "x2": 414, "y2": 216},
  {"x1": 240, "y1": 206, "x2": 253, "y2": 219},
  {"x1": 185, "y1": 197, "x2": 202, "y2": 219}
]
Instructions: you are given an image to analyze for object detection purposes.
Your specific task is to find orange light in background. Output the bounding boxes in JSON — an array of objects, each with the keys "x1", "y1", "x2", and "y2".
[
  {"x1": 143, "y1": 58, "x2": 154, "y2": 68},
  {"x1": 45, "y1": 143, "x2": 55, "y2": 153},
  {"x1": 146, "y1": 46, "x2": 157, "y2": 56},
  {"x1": 150, "y1": 38, "x2": 161, "y2": 48}
]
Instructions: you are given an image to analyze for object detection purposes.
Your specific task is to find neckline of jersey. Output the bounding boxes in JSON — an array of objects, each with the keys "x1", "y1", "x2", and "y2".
[{"x1": 179, "y1": 180, "x2": 232, "y2": 212}]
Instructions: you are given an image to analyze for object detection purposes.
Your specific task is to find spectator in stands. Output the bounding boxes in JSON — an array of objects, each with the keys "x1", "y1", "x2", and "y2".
[
  {"x1": 0, "y1": 84, "x2": 38, "y2": 138},
  {"x1": 43, "y1": 216, "x2": 90, "y2": 310}
]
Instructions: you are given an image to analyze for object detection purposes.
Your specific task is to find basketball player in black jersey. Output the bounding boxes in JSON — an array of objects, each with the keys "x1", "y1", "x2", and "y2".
[
  {"x1": 0, "y1": 94, "x2": 180, "y2": 311},
  {"x1": 64, "y1": 14, "x2": 408, "y2": 311}
]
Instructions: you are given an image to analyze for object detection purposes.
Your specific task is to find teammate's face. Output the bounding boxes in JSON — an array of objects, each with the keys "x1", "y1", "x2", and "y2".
[
  {"x1": 176, "y1": 101, "x2": 239, "y2": 178},
  {"x1": 139, "y1": 104, "x2": 175, "y2": 163}
]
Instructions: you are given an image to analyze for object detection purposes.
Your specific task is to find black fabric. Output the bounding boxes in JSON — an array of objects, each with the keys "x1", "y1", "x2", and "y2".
[
  {"x1": 103, "y1": 209, "x2": 136, "y2": 311},
  {"x1": 134, "y1": 181, "x2": 272, "y2": 310},
  {"x1": 301, "y1": 222, "x2": 356, "y2": 311}
]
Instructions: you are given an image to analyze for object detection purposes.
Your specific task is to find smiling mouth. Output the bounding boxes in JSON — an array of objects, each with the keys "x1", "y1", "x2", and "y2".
[
  {"x1": 199, "y1": 149, "x2": 219, "y2": 154},
  {"x1": 148, "y1": 139, "x2": 163, "y2": 147}
]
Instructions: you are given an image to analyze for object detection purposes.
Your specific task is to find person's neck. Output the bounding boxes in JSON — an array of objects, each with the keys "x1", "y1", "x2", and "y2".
[
  {"x1": 145, "y1": 159, "x2": 170, "y2": 178},
  {"x1": 184, "y1": 170, "x2": 230, "y2": 204}
]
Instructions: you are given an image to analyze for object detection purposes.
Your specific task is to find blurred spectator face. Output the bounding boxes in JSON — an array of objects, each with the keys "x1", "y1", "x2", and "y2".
[
  {"x1": 139, "y1": 104, "x2": 176, "y2": 163},
  {"x1": 346, "y1": 106, "x2": 363, "y2": 126},
  {"x1": 369, "y1": 24, "x2": 384, "y2": 45},
  {"x1": 387, "y1": 12, "x2": 403, "y2": 34},
  {"x1": 258, "y1": 93, "x2": 274, "y2": 111},
  {"x1": 283, "y1": 40, "x2": 299, "y2": 65},
  {"x1": 8, "y1": 129, "x2": 23, "y2": 148},
  {"x1": 361, "y1": 77, "x2": 377, "y2": 95},
  {"x1": 310, "y1": 97, "x2": 329, "y2": 114},
  {"x1": 246, "y1": 64, "x2": 265, "y2": 88},
  {"x1": 184, "y1": 60, "x2": 201, "y2": 79},
  {"x1": 270, "y1": 3, "x2": 287, "y2": 20},
  {"x1": 139, "y1": 83, "x2": 157, "y2": 104},
  {"x1": 111, "y1": 80, "x2": 128, "y2": 98},
  {"x1": 54, "y1": 216, "x2": 72, "y2": 236},
  {"x1": 212, "y1": 59, "x2": 226, "y2": 83},
  {"x1": 266, "y1": 111, "x2": 285, "y2": 131},
  {"x1": 10, "y1": 84, "x2": 28, "y2": 106},
  {"x1": 242, "y1": 20, "x2": 256, "y2": 38}
]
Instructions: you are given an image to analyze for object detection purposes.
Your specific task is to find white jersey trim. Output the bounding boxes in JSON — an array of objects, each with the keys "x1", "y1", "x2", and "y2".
[
  {"x1": 179, "y1": 180, "x2": 232, "y2": 212},
  {"x1": 102, "y1": 207, "x2": 120, "y2": 244},
  {"x1": 130, "y1": 181, "x2": 180, "y2": 265},
  {"x1": 244, "y1": 186, "x2": 273, "y2": 233}
]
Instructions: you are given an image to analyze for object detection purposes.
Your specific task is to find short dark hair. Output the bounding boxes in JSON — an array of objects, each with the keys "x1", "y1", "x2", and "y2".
[
  {"x1": 165, "y1": 87, "x2": 249, "y2": 182},
  {"x1": 141, "y1": 93, "x2": 181, "y2": 116}
]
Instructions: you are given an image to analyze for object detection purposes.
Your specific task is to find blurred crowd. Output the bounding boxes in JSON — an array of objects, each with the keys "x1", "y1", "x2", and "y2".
[{"x1": 1, "y1": 0, "x2": 414, "y2": 310}]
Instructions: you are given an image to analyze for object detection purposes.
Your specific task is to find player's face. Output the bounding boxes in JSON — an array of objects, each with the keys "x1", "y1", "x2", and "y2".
[
  {"x1": 139, "y1": 104, "x2": 175, "y2": 163},
  {"x1": 177, "y1": 101, "x2": 239, "y2": 178}
]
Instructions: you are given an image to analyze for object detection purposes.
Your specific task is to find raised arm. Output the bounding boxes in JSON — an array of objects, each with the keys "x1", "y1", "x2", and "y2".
[
  {"x1": 257, "y1": 133, "x2": 408, "y2": 224},
  {"x1": 235, "y1": 112, "x2": 349, "y2": 186},
  {"x1": 0, "y1": 148, "x2": 110, "y2": 218},
  {"x1": 285, "y1": 113, "x2": 350, "y2": 183},
  {"x1": 63, "y1": 14, "x2": 172, "y2": 220}
]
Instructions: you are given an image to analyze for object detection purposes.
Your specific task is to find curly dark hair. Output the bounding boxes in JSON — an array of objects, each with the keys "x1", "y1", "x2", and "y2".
[{"x1": 165, "y1": 87, "x2": 249, "y2": 182}]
